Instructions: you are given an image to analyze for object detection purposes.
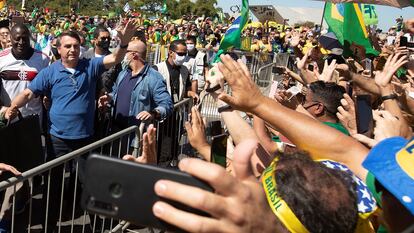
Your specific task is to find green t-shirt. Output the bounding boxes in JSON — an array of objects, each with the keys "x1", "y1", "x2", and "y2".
[{"x1": 323, "y1": 122, "x2": 350, "y2": 135}]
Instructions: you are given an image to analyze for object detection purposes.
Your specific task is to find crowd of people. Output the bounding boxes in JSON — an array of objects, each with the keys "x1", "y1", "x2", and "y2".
[{"x1": 0, "y1": 5, "x2": 413, "y2": 233}]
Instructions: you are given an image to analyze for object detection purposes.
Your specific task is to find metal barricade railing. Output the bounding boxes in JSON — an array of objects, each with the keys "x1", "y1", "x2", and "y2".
[
  {"x1": 0, "y1": 99, "x2": 194, "y2": 233},
  {"x1": 156, "y1": 98, "x2": 193, "y2": 167},
  {"x1": 0, "y1": 126, "x2": 141, "y2": 233}
]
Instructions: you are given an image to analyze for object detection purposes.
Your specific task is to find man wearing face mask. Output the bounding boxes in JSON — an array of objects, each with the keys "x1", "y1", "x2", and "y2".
[
  {"x1": 154, "y1": 40, "x2": 197, "y2": 167},
  {"x1": 154, "y1": 39, "x2": 198, "y2": 103},
  {"x1": 83, "y1": 26, "x2": 122, "y2": 138},
  {"x1": 99, "y1": 39, "x2": 172, "y2": 151},
  {"x1": 184, "y1": 36, "x2": 208, "y2": 93}
]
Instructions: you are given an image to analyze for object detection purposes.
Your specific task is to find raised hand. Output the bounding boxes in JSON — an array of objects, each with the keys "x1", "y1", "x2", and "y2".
[
  {"x1": 123, "y1": 124, "x2": 157, "y2": 165},
  {"x1": 375, "y1": 53, "x2": 408, "y2": 88},
  {"x1": 151, "y1": 139, "x2": 280, "y2": 233},
  {"x1": 319, "y1": 59, "x2": 337, "y2": 82},
  {"x1": 116, "y1": 19, "x2": 138, "y2": 46},
  {"x1": 217, "y1": 55, "x2": 264, "y2": 113},
  {"x1": 296, "y1": 48, "x2": 312, "y2": 70},
  {"x1": 336, "y1": 94, "x2": 357, "y2": 136},
  {"x1": 184, "y1": 107, "x2": 210, "y2": 160}
]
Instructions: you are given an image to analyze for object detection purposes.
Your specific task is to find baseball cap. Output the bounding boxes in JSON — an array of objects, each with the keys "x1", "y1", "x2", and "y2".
[{"x1": 363, "y1": 137, "x2": 414, "y2": 215}]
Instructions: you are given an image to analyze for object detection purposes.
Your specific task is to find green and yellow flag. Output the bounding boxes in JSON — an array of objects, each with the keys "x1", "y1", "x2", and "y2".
[
  {"x1": 213, "y1": 0, "x2": 249, "y2": 63},
  {"x1": 324, "y1": 3, "x2": 379, "y2": 56}
]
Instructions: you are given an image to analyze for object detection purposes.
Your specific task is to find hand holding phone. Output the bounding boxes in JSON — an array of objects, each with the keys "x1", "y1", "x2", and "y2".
[{"x1": 82, "y1": 154, "x2": 213, "y2": 231}]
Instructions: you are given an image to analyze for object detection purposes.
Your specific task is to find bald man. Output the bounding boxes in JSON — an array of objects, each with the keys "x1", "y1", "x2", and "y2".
[{"x1": 100, "y1": 39, "x2": 172, "y2": 138}]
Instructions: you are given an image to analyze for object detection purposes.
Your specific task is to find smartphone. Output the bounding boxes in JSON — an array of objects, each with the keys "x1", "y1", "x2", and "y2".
[
  {"x1": 81, "y1": 154, "x2": 213, "y2": 231},
  {"x1": 400, "y1": 36, "x2": 408, "y2": 47},
  {"x1": 355, "y1": 95, "x2": 374, "y2": 137},
  {"x1": 211, "y1": 134, "x2": 227, "y2": 167},
  {"x1": 363, "y1": 58, "x2": 372, "y2": 76},
  {"x1": 208, "y1": 120, "x2": 223, "y2": 137}
]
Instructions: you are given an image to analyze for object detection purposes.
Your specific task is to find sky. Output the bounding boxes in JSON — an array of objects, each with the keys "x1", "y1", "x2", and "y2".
[{"x1": 217, "y1": 0, "x2": 414, "y2": 30}]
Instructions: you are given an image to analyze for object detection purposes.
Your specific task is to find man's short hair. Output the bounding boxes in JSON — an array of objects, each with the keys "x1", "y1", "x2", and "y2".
[
  {"x1": 309, "y1": 81, "x2": 346, "y2": 118},
  {"x1": 93, "y1": 25, "x2": 109, "y2": 39},
  {"x1": 169, "y1": 39, "x2": 186, "y2": 52},
  {"x1": 56, "y1": 31, "x2": 81, "y2": 47},
  {"x1": 276, "y1": 152, "x2": 358, "y2": 233},
  {"x1": 186, "y1": 36, "x2": 197, "y2": 44}
]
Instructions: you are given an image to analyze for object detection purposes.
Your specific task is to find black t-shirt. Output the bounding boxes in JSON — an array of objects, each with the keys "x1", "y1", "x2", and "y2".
[{"x1": 166, "y1": 61, "x2": 181, "y2": 97}]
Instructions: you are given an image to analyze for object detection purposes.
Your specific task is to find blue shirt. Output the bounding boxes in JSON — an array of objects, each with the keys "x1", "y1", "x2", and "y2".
[
  {"x1": 29, "y1": 57, "x2": 105, "y2": 139},
  {"x1": 114, "y1": 69, "x2": 140, "y2": 128}
]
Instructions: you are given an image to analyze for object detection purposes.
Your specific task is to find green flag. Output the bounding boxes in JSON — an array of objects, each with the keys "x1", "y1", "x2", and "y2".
[
  {"x1": 213, "y1": 0, "x2": 249, "y2": 63},
  {"x1": 161, "y1": 0, "x2": 167, "y2": 14},
  {"x1": 324, "y1": 3, "x2": 379, "y2": 56}
]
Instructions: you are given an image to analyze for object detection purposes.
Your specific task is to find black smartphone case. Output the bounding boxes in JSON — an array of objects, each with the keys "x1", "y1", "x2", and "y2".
[{"x1": 81, "y1": 154, "x2": 213, "y2": 231}]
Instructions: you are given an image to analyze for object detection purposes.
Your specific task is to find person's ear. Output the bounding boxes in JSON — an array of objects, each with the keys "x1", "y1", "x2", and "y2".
[{"x1": 315, "y1": 103, "x2": 325, "y2": 115}]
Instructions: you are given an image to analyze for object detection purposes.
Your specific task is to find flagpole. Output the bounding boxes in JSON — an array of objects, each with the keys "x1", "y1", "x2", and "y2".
[{"x1": 319, "y1": 2, "x2": 327, "y2": 35}]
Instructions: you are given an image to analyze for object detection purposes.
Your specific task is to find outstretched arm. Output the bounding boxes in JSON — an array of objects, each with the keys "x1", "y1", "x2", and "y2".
[{"x1": 217, "y1": 54, "x2": 369, "y2": 181}]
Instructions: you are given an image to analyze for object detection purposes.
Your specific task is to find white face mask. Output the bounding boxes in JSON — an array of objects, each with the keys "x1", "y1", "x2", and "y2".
[
  {"x1": 186, "y1": 43, "x2": 195, "y2": 51},
  {"x1": 121, "y1": 55, "x2": 132, "y2": 69},
  {"x1": 174, "y1": 53, "x2": 186, "y2": 66}
]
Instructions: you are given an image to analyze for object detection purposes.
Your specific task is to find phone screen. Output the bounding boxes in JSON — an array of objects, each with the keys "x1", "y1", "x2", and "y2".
[
  {"x1": 208, "y1": 120, "x2": 222, "y2": 137},
  {"x1": 211, "y1": 134, "x2": 227, "y2": 167},
  {"x1": 355, "y1": 95, "x2": 373, "y2": 136},
  {"x1": 400, "y1": 36, "x2": 408, "y2": 47}
]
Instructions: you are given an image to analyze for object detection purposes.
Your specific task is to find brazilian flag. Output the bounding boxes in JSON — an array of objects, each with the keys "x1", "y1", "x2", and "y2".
[
  {"x1": 213, "y1": 0, "x2": 249, "y2": 63},
  {"x1": 324, "y1": 3, "x2": 379, "y2": 56}
]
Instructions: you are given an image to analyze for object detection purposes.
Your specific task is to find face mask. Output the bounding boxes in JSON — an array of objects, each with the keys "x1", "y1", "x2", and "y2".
[
  {"x1": 97, "y1": 40, "x2": 110, "y2": 49},
  {"x1": 121, "y1": 55, "x2": 132, "y2": 69},
  {"x1": 186, "y1": 44, "x2": 195, "y2": 51},
  {"x1": 174, "y1": 53, "x2": 186, "y2": 66}
]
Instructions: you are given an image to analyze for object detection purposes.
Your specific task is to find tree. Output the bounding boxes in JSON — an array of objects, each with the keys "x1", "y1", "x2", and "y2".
[{"x1": 5, "y1": 0, "x2": 218, "y2": 18}]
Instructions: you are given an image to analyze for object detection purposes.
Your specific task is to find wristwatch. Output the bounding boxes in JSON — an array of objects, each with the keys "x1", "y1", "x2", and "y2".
[{"x1": 380, "y1": 94, "x2": 398, "y2": 102}]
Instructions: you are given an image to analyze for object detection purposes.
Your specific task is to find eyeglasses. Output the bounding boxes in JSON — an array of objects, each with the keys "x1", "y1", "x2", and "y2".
[
  {"x1": 174, "y1": 51, "x2": 187, "y2": 56},
  {"x1": 302, "y1": 101, "x2": 320, "y2": 110}
]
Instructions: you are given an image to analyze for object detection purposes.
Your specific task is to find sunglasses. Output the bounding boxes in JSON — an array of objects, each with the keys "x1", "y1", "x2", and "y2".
[{"x1": 174, "y1": 51, "x2": 187, "y2": 56}]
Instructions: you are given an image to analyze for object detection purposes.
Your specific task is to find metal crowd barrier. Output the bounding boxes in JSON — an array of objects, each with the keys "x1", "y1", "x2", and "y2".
[{"x1": 0, "y1": 99, "x2": 193, "y2": 233}]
